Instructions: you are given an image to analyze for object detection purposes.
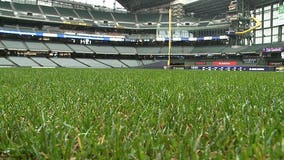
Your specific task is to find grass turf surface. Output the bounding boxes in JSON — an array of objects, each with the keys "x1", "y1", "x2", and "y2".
[{"x1": 0, "y1": 68, "x2": 283, "y2": 159}]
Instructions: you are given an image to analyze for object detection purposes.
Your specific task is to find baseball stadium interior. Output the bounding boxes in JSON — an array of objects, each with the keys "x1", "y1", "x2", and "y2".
[{"x1": 0, "y1": 0, "x2": 283, "y2": 71}]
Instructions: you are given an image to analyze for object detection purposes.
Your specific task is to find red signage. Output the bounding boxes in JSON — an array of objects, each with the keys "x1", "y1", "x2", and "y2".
[
  {"x1": 269, "y1": 62, "x2": 283, "y2": 66},
  {"x1": 213, "y1": 61, "x2": 237, "y2": 66}
]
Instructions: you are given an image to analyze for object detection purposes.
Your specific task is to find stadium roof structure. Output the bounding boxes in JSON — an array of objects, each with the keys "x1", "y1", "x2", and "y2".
[
  {"x1": 117, "y1": 0, "x2": 280, "y2": 17},
  {"x1": 117, "y1": 0, "x2": 174, "y2": 12},
  {"x1": 184, "y1": 0, "x2": 280, "y2": 18}
]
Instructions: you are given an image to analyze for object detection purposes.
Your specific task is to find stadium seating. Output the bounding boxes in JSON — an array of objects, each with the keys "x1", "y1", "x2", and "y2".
[
  {"x1": 115, "y1": 46, "x2": 137, "y2": 55},
  {"x1": 137, "y1": 13, "x2": 160, "y2": 23},
  {"x1": 25, "y1": 41, "x2": 49, "y2": 52},
  {"x1": 183, "y1": 46, "x2": 195, "y2": 54},
  {"x1": 96, "y1": 59, "x2": 127, "y2": 68},
  {"x1": 191, "y1": 46, "x2": 226, "y2": 53},
  {"x1": 67, "y1": 44, "x2": 93, "y2": 54},
  {"x1": 136, "y1": 47, "x2": 161, "y2": 55},
  {"x1": 241, "y1": 44, "x2": 269, "y2": 53},
  {"x1": 75, "y1": 8, "x2": 93, "y2": 20},
  {"x1": 112, "y1": 12, "x2": 136, "y2": 23},
  {"x1": 88, "y1": 46, "x2": 118, "y2": 55},
  {"x1": 0, "y1": 41, "x2": 5, "y2": 50},
  {"x1": 45, "y1": 43, "x2": 73, "y2": 53},
  {"x1": 120, "y1": 60, "x2": 143, "y2": 67},
  {"x1": 117, "y1": 23, "x2": 137, "y2": 28},
  {"x1": 160, "y1": 46, "x2": 185, "y2": 55},
  {"x1": 50, "y1": 58, "x2": 87, "y2": 68},
  {"x1": 223, "y1": 46, "x2": 248, "y2": 53},
  {"x1": 0, "y1": 10, "x2": 15, "y2": 17},
  {"x1": 90, "y1": 10, "x2": 113, "y2": 21},
  {"x1": 40, "y1": 6, "x2": 59, "y2": 16},
  {"x1": 18, "y1": 26, "x2": 35, "y2": 32},
  {"x1": 55, "y1": 7, "x2": 78, "y2": 18},
  {"x1": 1, "y1": 40, "x2": 27, "y2": 51},
  {"x1": 8, "y1": 57, "x2": 40, "y2": 67},
  {"x1": 0, "y1": 1, "x2": 13, "y2": 10},
  {"x1": 13, "y1": 3, "x2": 41, "y2": 14},
  {"x1": 160, "y1": 14, "x2": 177, "y2": 23},
  {"x1": 2, "y1": 25, "x2": 18, "y2": 30},
  {"x1": 112, "y1": 12, "x2": 136, "y2": 28},
  {"x1": 31, "y1": 57, "x2": 58, "y2": 67},
  {"x1": 46, "y1": 16, "x2": 62, "y2": 23},
  {"x1": 76, "y1": 58, "x2": 111, "y2": 68},
  {"x1": 0, "y1": 57, "x2": 14, "y2": 67},
  {"x1": 142, "y1": 60, "x2": 167, "y2": 68}
]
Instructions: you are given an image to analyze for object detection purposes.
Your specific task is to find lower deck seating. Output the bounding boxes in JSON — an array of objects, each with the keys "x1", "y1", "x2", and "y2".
[
  {"x1": 120, "y1": 60, "x2": 142, "y2": 67},
  {"x1": 8, "y1": 57, "x2": 40, "y2": 67},
  {"x1": 96, "y1": 59, "x2": 127, "y2": 68},
  {"x1": 88, "y1": 46, "x2": 118, "y2": 55},
  {"x1": 50, "y1": 58, "x2": 87, "y2": 68},
  {"x1": 31, "y1": 57, "x2": 58, "y2": 67},
  {"x1": 0, "y1": 57, "x2": 14, "y2": 66},
  {"x1": 136, "y1": 47, "x2": 161, "y2": 55},
  {"x1": 115, "y1": 46, "x2": 137, "y2": 55},
  {"x1": 1, "y1": 40, "x2": 27, "y2": 51},
  {"x1": 76, "y1": 58, "x2": 110, "y2": 68}
]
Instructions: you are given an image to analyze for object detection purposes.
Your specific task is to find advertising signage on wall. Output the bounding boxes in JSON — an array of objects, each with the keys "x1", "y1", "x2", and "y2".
[
  {"x1": 262, "y1": 47, "x2": 283, "y2": 53},
  {"x1": 269, "y1": 62, "x2": 284, "y2": 66},
  {"x1": 212, "y1": 61, "x2": 237, "y2": 66}
]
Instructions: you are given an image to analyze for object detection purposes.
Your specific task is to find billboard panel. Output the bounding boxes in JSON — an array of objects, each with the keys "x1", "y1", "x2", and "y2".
[{"x1": 212, "y1": 61, "x2": 237, "y2": 66}]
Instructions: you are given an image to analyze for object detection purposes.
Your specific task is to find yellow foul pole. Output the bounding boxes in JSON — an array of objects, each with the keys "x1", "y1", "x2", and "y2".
[{"x1": 167, "y1": 7, "x2": 172, "y2": 67}]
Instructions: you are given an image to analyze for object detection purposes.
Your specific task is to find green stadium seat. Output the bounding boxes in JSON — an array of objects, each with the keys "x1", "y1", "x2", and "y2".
[
  {"x1": 117, "y1": 23, "x2": 137, "y2": 28},
  {"x1": 18, "y1": 26, "x2": 34, "y2": 32},
  {"x1": 25, "y1": 41, "x2": 49, "y2": 52},
  {"x1": 0, "y1": 1, "x2": 13, "y2": 10},
  {"x1": 90, "y1": 10, "x2": 113, "y2": 21},
  {"x1": 241, "y1": 44, "x2": 270, "y2": 53},
  {"x1": 137, "y1": 13, "x2": 160, "y2": 23},
  {"x1": 50, "y1": 58, "x2": 87, "y2": 68},
  {"x1": 120, "y1": 60, "x2": 143, "y2": 67},
  {"x1": 1, "y1": 40, "x2": 27, "y2": 51},
  {"x1": 112, "y1": 12, "x2": 136, "y2": 23},
  {"x1": 183, "y1": 46, "x2": 195, "y2": 54},
  {"x1": 67, "y1": 44, "x2": 93, "y2": 54},
  {"x1": 3, "y1": 25, "x2": 18, "y2": 30},
  {"x1": 161, "y1": 14, "x2": 177, "y2": 23},
  {"x1": 0, "y1": 57, "x2": 14, "y2": 66},
  {"x1": 88, "y1": 46, "x2": 118, "y2": 55},
  {"x1": 8, "y1": 57, "x2": 40, "y2": 67},
  {"x1": 40, "y1": 6, "x2": 59, "y2": 16},
  {"x1": 0, "y1": 10, "x2": 15, "y2": 17},
  {"x1": 192, "y1": 46, "x2": 226, "y2": 53},
  {"x1": 75, "y1": 9, "x2": 93, "y2": 20},
  {"x1": 31, "y1": 57, "x2": 58, "y2": 67},
  {"x1": 136, "y1": 47, "x2": 161, "y2": 55},
  {"x1": 76, "y1": 58, "x2": 111, "y2": 68},
  {"x1": 45, "y1": 43, "x2": 73, "y2": 52},
  {"x1": 13, "y1": 3, "x2": 41, "y2": 13},
  {"x1": 0, "y1": 41, "x2": 5, "y2": 50},
  {"x1": 55, "y1": 7, "x2": 78, "y2": 18},
  {"x1": 46, "y1": 16, "x2": 62, "y2": 22},
  {"x1": 160, "y1": 46, "x2": 184, "y2": 55},
  {"x1": 96, "y1": 59, "x2": 127, "y2": 68},
  {"x1": 115, "y1": 46, "x2": 137, "y2": 55},
  {"x1": 223, "y1": 46, "x2": 248, "y2": 53}
]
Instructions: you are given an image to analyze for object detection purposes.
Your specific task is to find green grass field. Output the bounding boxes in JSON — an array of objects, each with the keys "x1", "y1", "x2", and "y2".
[{"x1": 0, "y1": 68, "x2": 283, "y2": 159}]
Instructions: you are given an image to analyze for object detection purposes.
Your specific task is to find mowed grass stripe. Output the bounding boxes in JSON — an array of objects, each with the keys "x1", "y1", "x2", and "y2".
[{"x1": 0, "y1": 68, "x2": 283, "y2": 159}]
